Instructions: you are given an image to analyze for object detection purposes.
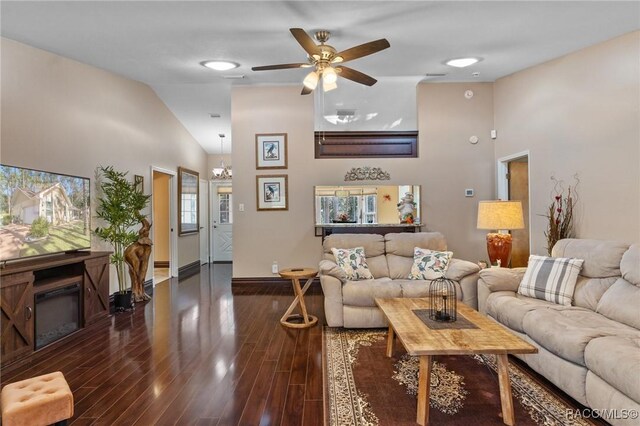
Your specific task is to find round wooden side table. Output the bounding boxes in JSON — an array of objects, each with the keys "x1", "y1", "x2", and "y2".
[{"x1": 279, "y1": 267, "x2": 318, "y2": 328}]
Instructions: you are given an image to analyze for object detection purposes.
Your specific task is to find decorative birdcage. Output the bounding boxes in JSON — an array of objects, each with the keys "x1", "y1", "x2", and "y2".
[{"x1": 428, "y1": 278, "x2": 457, "y2": 322}]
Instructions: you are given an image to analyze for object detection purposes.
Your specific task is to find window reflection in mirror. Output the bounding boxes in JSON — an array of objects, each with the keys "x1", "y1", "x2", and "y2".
[{"x1": 314, "y1": 185, "x2": 421, "y2": 225}]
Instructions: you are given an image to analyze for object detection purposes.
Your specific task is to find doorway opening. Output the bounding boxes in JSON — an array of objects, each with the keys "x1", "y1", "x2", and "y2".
[
  {"x1": 210, "y1": 181, "x2": 233, "y2": 263},
  {"x1": 497, "y1": 151, "x2": 530, "y2": 267},
  {"x1": 199, "y1": 178, "x2": 209, "y2": 265},
  {"x1": 152, "y1": 168, "x2": 177, "y2": 283}
]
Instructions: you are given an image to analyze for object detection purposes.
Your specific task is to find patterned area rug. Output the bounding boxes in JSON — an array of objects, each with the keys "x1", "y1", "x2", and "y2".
[{"x1": 324, "y1": 328, "x2": 603, "y2": 426}]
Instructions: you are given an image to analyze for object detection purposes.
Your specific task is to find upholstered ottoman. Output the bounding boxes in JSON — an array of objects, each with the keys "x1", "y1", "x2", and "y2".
[{"x1": 1, "y1": 371, "x2": 73, "y2": 426}]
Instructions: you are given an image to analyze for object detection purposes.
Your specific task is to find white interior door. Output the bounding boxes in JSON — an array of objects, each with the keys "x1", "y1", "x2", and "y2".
[
  {"x1": 210, "y1": 182, "x2": 233, "y2": 262},
  {"x1": 199, "y1": 179, "x2": 209, "y2": 265}
]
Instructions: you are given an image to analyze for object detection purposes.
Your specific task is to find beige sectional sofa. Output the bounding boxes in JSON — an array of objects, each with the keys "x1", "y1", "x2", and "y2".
[
  {"x1": 478, "y1": 239, "x2": 640, "y2": 425},
  {"x1": 319, "y1": 232, "x2": 481, "y2": 328}
]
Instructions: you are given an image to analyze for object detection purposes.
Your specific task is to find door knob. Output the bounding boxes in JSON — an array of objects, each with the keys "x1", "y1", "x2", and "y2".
[{"x1": 25, "y1": 306, "x2": 32, "y2": 320}]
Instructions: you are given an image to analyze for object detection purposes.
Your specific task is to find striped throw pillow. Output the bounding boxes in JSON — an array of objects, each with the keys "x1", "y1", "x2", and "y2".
[{"x1": 518, "y1": 255, "x2": 584, "y2": 306}]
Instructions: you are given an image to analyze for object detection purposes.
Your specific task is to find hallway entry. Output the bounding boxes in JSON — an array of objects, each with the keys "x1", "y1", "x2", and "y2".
[
  {"x1": 210, "y1": 182, "x2": 232, "y2": 262},
  {"x1": 498, "y1": 154, "x2": 531, "y2": 268},
  {"x1": 153, "y1": 170, "x2": 172, "y2": 283}
]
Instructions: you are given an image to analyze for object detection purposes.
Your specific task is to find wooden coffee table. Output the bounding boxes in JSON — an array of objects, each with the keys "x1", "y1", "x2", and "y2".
[{"x1": 375, "y1": 298, "x2": 537, "y2": 426}]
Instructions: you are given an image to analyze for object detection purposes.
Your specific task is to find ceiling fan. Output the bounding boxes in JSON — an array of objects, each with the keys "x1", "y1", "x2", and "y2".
[{"x1": 251, "y1": 28, "x2": 390, "y2": 95}]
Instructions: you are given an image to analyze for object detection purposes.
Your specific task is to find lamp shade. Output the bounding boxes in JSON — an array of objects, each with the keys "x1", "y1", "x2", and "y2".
[
  {"x1": 323, "y1": 67, "x2": 338, "y2": 84},
  {"x1": 477, "y1": 200, "x2": 525, "y2": 230},
  {"x1": 323, "y1": 78, "x2": 337, "y2": 92},
  {"x1": 303, "y1": 71, "x2": 319, "y2": 90}
]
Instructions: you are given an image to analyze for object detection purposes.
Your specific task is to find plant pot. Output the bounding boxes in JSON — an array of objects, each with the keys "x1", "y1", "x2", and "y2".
[{"x1": 113, "y1": 290, "x2": 134, "y2": 311}]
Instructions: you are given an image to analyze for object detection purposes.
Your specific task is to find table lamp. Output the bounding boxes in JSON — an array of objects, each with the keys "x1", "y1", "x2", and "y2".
[{"x1": 477, "y1": 200, "x2": 524, "y2": 267}]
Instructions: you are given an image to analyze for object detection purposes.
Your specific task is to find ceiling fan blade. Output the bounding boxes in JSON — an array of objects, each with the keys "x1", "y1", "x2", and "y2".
[
  {"x1": 290, "y1": 28, "x2": 319, "y2": 56},
  {"x1": 336, "y1": 39, "x2": 390, "y2": 63},
  {"x1": 252, "y1": 63, "x2": 309, "y2": 71},
  {"x1": 301, "y1": 86, "x2": 313, "y2": 95},
  {"x1": 336, "y1": 66, "x2": 377, "y2": 86}
]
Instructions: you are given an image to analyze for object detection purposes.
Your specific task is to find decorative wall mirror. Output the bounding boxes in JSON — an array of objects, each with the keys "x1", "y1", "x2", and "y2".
[
  {"x1": 314, "y1": 185, "x2": 421, "y2": 225},
  {"x1": 178, "y1": 167, "x2": 199, "y2": 235}
]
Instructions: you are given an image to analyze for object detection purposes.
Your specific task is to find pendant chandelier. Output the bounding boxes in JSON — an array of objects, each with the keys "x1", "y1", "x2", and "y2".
[{"x1": 212, "y1": 133, "x2": 232, "y2": 180}]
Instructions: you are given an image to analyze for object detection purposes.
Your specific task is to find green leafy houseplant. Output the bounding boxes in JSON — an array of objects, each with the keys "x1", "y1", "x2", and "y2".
[{"x1": 94, "y1": 166, "x2": 150, "y2": 294}]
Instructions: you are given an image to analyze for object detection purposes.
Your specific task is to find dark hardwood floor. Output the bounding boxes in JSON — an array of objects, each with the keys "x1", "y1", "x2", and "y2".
[{"x1": 0, "y1": 264, "x2": 326, "y2": 426}]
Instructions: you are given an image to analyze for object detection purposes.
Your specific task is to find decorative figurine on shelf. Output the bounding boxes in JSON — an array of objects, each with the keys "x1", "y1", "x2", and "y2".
[
  {"x1": 397, "y1": 192, "x2": 417, "y2": 224},
  {"x1": 124, "y1": 218, "x2": 153, "y2": 303}
]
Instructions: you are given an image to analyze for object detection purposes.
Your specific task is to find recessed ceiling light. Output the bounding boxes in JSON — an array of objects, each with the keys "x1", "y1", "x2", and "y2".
[
  {"x1": 201, "y1": 60, "x2": 239, "y2": 71},
  {"x1": 445, "y1": 57, "x2": 481, "y2": 68}
]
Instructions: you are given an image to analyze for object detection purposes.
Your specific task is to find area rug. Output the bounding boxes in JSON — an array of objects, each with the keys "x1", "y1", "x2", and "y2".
[{"x1": 324, "y1": 328, "x2": 602, "y2": 426}]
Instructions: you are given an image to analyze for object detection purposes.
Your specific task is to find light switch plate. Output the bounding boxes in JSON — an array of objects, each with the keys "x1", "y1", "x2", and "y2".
[
  {"x1": 465, "y1": 189, "x2": 474, "y2": 197},
  {"x1": 238, "y1": 203, "x2": 245, "y2": 212}
]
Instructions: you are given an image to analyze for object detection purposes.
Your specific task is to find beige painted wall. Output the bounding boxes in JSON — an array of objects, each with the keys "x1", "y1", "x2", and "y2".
[
  {"x1": 232, "y1": 83, "x2": 495, "y2": 277},
  {"x1": 494, "y1": 31, "x2": 640, "y2": 253},
  {"x1": 417, "y1": 83, "x2": 496, "y2": 261},
  {"x1": 152, "y1": 172, "x2": 170, "y2": 263},
  {"x1": 376, "y1": 186, "x2": 400, "y2": 223},
  {"x1": 1, "y1": 38, "x2": 208, "y2": 292}
]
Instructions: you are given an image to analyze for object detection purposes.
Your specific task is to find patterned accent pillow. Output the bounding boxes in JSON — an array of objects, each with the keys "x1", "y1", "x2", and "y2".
[
  {"x1": 409, "y1": 247, "x2": 453, "y2": 280},
  {"x1": 331, "y1": 247, "x2": 374, "y2": 281},
  {"x1": 518, "y1": 255, "x2": 584, "y2": 306}
]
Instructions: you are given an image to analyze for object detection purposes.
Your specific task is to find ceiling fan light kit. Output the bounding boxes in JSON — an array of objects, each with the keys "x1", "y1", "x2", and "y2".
[
  {"x1": 323, "y1": 79, "x2": 337, "y2": 92},
  {"x1": 303, "y1": 71, "x2": 319, "y2": 90},
  {"x1": 252, "y1": 28, "x2": 390, "y2": 95},
  {"x1": 323, "y1": 66, "x2": 338, "y2": 84}
]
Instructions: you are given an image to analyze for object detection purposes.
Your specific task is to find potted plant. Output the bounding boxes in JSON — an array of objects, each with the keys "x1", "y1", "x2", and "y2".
[
  {"x1": 541, "y1": 175, "x2": 579, "y2": 255},
  {"x1": 94, "y1": 166, "x2": 150, "y2": 310}
]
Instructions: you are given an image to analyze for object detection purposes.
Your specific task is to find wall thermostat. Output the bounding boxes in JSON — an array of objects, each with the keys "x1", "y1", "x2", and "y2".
[
  {"x1": 469, "y1": 135, "x2": 479, "y2": 144},
  {"x1": 464, "y1": 90, "x2": 474, "y2": 99},
  {"x1": 465, "y1": 189, "x2": 474, "y2": 197}
]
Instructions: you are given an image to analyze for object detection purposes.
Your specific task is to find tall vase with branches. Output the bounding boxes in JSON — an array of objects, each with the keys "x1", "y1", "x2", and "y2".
[
  {"x1": 94, "y1": 166, "x2": 151, "y2": 294},
  {"x1": 542, "y1": 175, "x2": 579, "y2": 255}
]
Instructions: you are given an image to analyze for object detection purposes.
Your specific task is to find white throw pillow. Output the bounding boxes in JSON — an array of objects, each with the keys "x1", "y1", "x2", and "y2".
[
  {"x1": 331, "y1": 247, "x2": 374, "y2": 281},
  {"x1": 518, "y1": 255, "x2": 584, "y2": 306},
  {"x1": 408, "y1": 247, "x2": 453, "y2": 280}
]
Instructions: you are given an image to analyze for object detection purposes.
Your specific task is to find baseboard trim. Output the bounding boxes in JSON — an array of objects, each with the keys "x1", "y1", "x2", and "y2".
[
  {"x1": 232, "y1": 277, "x2": 290, "y2": 285},
  {"x1": 231, "y1": 276, "x2": 322, "y2": 295},
  {"x1": 178, "y1": 261, "x2": 201, "y2": 280},
  {"x1": 154, "y1": 261, "x2": 170, "y2": 268},
  {"x1": 108, "y1": 279, "x2": 154, "y2": 305}
]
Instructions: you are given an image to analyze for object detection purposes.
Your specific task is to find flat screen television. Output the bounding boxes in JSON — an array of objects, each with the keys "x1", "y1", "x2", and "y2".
[{"x1": 0, "y1": 164, "x2": 91, "y2": 262}]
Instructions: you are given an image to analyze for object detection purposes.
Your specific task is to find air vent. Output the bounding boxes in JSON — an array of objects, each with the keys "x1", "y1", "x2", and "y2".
[
  {"x1": 336, "y1": 109, "x2": 356, "y2": 117},
  {"x1": 209, "y1": 113, "x2": 221, "y2": 118},
  {"x1": 222, "y1": 75, "x2": 245, "y2": 79},
  {"x1": 425, "y1": 73, "x2": 447, "y2": 77}
]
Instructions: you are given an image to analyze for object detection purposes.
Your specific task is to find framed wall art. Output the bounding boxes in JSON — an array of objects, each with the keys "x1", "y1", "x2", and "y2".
[
  {"x1": 178, "y1": 167, "x2": 199, "y2": 235},
  {"x1": 134, "y1": 174, "x2": 144, "y2": 193},
  {"x1": 256, "y1": 133, "x2": 288, "y2": 169},
  {"x1": 256, "y1": 175, "x2": 288, "y2": 211}
]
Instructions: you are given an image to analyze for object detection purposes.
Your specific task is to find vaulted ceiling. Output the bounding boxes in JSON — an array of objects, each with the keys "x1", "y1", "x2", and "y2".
[{"x1": 2, "y1": 1, "x2": 638, "y2": 153}]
